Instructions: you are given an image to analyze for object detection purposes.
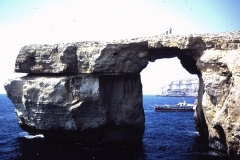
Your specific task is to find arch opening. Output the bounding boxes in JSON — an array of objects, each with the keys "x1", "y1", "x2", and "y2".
[
  {"x1": 141, "y1": 46, "x2": 209, "y2": 145},
  {"x1": 142, "y1": 47, "x2": 201, "y2": 95}
]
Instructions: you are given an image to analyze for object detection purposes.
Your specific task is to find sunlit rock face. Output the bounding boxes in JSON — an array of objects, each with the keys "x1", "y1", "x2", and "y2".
[
  {"x1": 5, "y1": 31, "x2": 240, "y2": 158},
  {"x1": 5, "y1": 74, "x2": 144, "y2": 142},
  {"x1": 197, "y1": 49, "x2": 240, "y2": 157},
  {"x1": 10, "y1": 41, "x2": 148, "y2": 142}
]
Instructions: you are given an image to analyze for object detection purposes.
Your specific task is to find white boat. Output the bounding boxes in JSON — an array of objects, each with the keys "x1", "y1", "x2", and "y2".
[{"x1": 154, "y1": 101, "x2": 194, "y2": 112}]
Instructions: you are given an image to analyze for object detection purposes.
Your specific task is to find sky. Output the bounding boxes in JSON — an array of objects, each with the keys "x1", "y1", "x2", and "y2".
[{"x1": 0, "y1": 0, "x2": 239, "y2": 94}]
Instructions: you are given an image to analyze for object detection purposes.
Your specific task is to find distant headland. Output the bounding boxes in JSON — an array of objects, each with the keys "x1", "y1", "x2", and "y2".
[{"x1": 157, "y1": 77, "x2": 198, "y2": 97}]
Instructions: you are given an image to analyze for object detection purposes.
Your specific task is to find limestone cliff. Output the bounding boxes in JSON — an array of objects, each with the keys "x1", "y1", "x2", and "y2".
[
  {"x1": 15, "y1": 42, "x2": 149, "y2": 74},
  {"x1": 157, "y1": 77, "x2": 198, "y2": 97},
  {"x1": 5, "y1": 73, "x2": 144, "y2": 142},
  {"x1": 4, "y1": 31, "x2": 240, "y2": 158}
]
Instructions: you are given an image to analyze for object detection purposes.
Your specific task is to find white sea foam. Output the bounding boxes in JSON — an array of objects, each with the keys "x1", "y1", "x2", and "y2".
[
  {"x1": 25, "y1": 134, "x2": 44, "y2": 139},
  {"x1": 185, "y1": 131, "x2": 200, "y2": 136},
  {"x1": 19, "y1": 132, "x2": 44, "y2": 139},
  {"x1": 206, "y1": 151, "x2": 224, "y2": 157},
  {"x1": 192, "y1": 131, "x2": 200, "y2": 135}
]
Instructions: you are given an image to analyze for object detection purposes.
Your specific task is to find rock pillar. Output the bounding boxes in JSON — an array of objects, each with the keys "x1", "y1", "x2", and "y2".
[{"x1": 5, "y1": 41, "x2": 148, "y2": 142}]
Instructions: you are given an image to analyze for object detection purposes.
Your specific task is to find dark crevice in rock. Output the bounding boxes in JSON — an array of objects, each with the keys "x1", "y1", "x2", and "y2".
[
  {"x1": 60, "y1": 45, "x2": 78, "y2": 73},
  {"x1": 15, "y1": 49, "x2": 37, "y2": 73},
  {"x1": 177, "y1": 55, "x2": 200, "y2": 75},
  {"x1": 209, "y1": 94, "x2": 217, "y2": 106},
  {"x1": 26, "y1": 73, "x2": 78, "y2": 77},
  {"x1": 212, "y1": 125, "x2": 228, "y2": 152},
  {"x1": 195, "y1": 74, "x2": 209, "y2": 141},
  {"x1": 99, "y1": 74, "x2": 144, "y2": 129},
  {"x1": 226, "y1": 72, "x2": 232, "y2": 84}
]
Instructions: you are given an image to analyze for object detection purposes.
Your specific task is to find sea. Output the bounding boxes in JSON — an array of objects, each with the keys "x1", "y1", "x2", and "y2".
[{"x1": 0, "y1": 94, "x2": 231, "y2": 160}]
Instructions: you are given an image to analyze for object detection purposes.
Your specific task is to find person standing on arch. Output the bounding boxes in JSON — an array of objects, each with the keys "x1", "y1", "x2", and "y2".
[{"x1": 169, "y1": 27, "x2": 172, "y2": 34}]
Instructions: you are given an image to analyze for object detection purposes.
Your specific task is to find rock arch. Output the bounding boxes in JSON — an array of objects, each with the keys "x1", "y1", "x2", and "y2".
[{"x1": 4, "y1": 31, "x2": 240, "y2": 158}]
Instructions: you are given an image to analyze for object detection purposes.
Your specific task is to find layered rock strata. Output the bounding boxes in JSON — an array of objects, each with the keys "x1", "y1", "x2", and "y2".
[
  {"x1": 197, "y1": 49, "x2": 240, "y2": 157},
  {"x1": 5, "y1": 73, "x2": 144, "y2": 142},
  {"x1": 15, "y1": 42, "x2": 149, "y2": 74},
  {"x1": 6, "y1": 41, "x2": 148, "y2": 142},
  {"x1": 4, "y1": 31, "x2": 240, "y2": 158}
]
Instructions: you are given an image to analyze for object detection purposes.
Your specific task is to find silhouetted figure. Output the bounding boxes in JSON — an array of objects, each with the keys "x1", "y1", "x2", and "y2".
[
  {"x1": 169, "y1": 27, "x2": 172, "y2": 34},
  {"x1": 166, "y1": 30, "x2": 168, "y2": 35}
]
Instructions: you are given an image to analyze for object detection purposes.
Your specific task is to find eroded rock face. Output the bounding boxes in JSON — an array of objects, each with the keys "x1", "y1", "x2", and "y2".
[
  {"x1": 197, "y1": 49, "x2": 240, "y2": 157},
  {"x1": 4, "y1": 31, "x2": 240, "y2": 158},
  {"x1": 5, "y1": 74, "x2": 144, "y2": 142},
  {"x1": 15, "y1": 42, "x2": 149, "y2": 74}
]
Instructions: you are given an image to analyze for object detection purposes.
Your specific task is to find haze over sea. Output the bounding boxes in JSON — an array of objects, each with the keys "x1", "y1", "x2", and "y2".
[{"x1": 0, "y1": 94, "x2": 230, "y2": 160}]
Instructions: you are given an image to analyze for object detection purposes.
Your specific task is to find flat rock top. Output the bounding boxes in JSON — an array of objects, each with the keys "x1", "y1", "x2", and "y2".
[
  {"x1": 15, "y1": 31, "x2": 240, "y2": 74},
  {"x1": 118, "y1": 31, "x2": 240, "y2": 49}
]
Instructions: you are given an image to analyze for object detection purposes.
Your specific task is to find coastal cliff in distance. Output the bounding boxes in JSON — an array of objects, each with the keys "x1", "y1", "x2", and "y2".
[{"x1": 157, "y1": 77, "x2": 198, "y2": 97}]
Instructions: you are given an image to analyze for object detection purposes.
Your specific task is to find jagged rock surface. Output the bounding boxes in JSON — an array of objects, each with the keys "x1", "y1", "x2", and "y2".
[
  {"x1": 4, "y1": 31, "x2": 240, "y2": 158},
  {"x1": 157, "y1": 77, "x2": 198, "y2": 97},
  {"x1": 15, "y1": 42, "x2": 149, "y2": 74},
  {"x1": 5, "y1": 74, "x2": 144, "y2": 142},
  {"x1": 197, "y1": 49, "x2": 240, "y2": 157}
]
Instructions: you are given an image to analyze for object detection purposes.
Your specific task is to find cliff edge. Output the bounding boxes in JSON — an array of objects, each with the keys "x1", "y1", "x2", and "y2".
[{"x1": 157, "y1": 77, "x2": 198, "y2": 97}]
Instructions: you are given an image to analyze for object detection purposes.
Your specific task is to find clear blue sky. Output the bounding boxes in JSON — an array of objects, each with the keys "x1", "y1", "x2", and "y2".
[
  {"x1": 150, "y1": 0, "x2": 240, "y2": 33},
  {"x1": 0, "y1": 0, "x2": 240, "y2": 94}
]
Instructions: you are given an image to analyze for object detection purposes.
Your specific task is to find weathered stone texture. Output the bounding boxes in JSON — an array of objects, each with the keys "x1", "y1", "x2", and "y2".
[
  {"x1": 5, "y1": 75, "x2": 102, "y2": 130},
  {"x1": 15, "y1": 42, "x2": 149, "y2": 74},
  {"x1": 197, "y1": 48, "x2": 240, "y2": 157},
  {"x1": 4, "y1": 31, "x2": 240, "y2": 158},
  {"x1": 5, "y1": 74, "x2": 144, "y2": 142}
]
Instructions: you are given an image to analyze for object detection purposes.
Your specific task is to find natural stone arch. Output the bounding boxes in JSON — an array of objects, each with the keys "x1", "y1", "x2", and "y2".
[
  {"x1": 148, "y1": 47, "x2": 207, "y2": 135},
  {"x1": 4, "y1": 31, "x2": 240, "y2": 158}
]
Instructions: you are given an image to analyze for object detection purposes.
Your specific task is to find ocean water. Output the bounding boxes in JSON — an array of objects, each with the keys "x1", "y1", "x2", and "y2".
[{"x1": 0, "y1": 94, "x2": 231, "y2": 160}]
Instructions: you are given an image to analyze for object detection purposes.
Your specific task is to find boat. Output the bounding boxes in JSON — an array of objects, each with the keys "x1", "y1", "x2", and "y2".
[{"x1": 154, "y1": 101, "x2": 194, "y2": 112}]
